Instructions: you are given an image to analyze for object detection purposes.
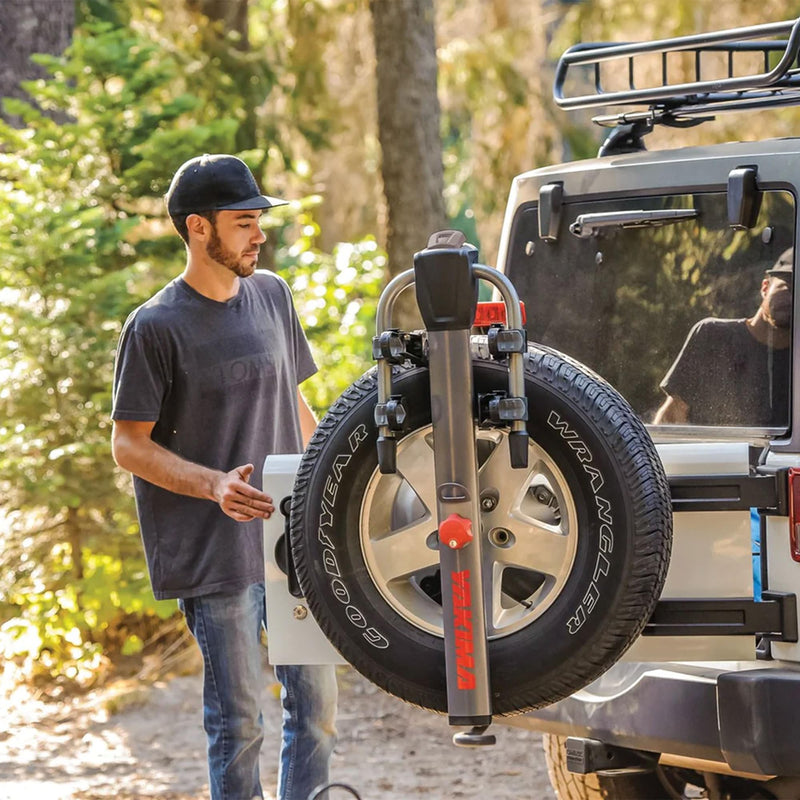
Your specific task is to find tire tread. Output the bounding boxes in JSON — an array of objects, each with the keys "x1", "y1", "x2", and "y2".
[{"x1": 291, "y1": 345, "x2": 672, "y2": 715}]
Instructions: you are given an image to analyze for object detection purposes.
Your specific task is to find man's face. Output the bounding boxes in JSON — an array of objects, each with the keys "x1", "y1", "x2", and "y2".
[
  {"x1": 205, "y1": 210, "x2": 267, "y2": 277},
  {"x1": 762, "y1": 274, "x2": 793, "y2": 329}
]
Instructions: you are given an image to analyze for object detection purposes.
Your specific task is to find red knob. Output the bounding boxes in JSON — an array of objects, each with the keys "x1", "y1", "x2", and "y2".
[{"x1": 440, "y1": 513, "x2": 473, "y2": 550}]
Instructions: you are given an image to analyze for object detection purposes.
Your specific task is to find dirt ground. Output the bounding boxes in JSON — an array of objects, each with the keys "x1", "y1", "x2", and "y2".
[{"x1": 0, "y1": 653, "x2": 556, "y2": 800}]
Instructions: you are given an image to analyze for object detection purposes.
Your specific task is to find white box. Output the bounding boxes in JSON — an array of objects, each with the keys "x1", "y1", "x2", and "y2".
[{"x1": 263, "y1": 453, "x2": 345, "y2": 665}]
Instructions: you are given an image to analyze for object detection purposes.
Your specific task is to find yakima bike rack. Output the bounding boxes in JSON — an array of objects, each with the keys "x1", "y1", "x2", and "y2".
[
  {"x1": 554, "y1": 17, "x2": 800, "y2": 129},
  {"x1": 372, "y1": 230, "x2": 528, "y2": 746}
]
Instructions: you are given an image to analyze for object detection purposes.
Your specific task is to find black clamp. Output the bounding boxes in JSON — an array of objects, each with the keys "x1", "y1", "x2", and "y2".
[
  {"x1": 373, "y1": 330, "x2": 406, "y2": 364},
  {"x1": 372, "y1": 330, "x2": 427, "y2": 366},
  {"x1": 487, "y1": 324, "x2": 527, "y2": 360},
  {"x1": 374, "y1": 395, "x2": 407, "y2": 432},
  {"x1": 479, "y1": 391, "x2": 528, "y2": 426},
  {"x1": 375, "y1": 396, "x2": 408, "y2": 474}
]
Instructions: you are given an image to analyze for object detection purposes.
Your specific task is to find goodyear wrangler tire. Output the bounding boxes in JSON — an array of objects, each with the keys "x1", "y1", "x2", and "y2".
[{"x1": 290, "y1": 344, "x2": 672, "y2": 714}]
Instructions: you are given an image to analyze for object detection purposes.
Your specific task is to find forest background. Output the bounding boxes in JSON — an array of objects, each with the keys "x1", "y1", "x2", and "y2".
[{"x1": 1, "y1": 0, "x2": 799, "y2": 692}]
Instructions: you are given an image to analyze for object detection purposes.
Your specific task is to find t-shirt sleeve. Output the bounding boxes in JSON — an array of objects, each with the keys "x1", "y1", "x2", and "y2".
[
  {"x1": 292, "y1": 310, "x2": 317, "y2": 384},
  {"x1": 660, "y1": 320, "x2": 707, "y2": 404},
  {"x1": 112, "y1": 316, "x2": 169, "y2": 421},
  {"x1": 277, "y1": 277, "x2": 317, "y2": 384}
]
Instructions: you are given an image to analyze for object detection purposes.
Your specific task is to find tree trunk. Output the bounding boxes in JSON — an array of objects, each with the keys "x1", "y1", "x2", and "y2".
[
  {"x1": 371, "y1": 0, "x2": 447, "y2": 330},
  {"x1": 185, "y1": 0, "x2": 258, "y2": 156},
  {"x1": 67, "y1": 507, "x2": 84, "y2": 581},
  {"x1": 0, "y1": 0, "x2": 75, "y2": 127},
  {"x1": 187, "y1": 0, "x2": 249, "y2": 49}
]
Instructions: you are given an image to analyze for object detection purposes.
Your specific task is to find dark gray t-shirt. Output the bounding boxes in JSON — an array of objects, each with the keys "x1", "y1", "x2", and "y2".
[
  {"x1": 112, "y1": 271, "x2": 316, "y2": 600},
  {"x1": 660, "y1": 317, "x2": 790, "y2": 427}
]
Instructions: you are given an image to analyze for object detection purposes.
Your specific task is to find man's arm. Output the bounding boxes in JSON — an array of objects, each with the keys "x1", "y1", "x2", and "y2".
[
  {"x1": 111, "y1": 419, "x2": 274, "y2": 521},
  {"x1": 297, "y1": 388, "x2": 318, "y2": 447},
  {"x1": 653, "y1": 394, "x2": 689, "y2": 424}
]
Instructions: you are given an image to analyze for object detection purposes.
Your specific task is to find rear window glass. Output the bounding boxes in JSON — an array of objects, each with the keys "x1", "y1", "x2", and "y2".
[{"x1": 504, "y1": 190, "x2": 794, "y2": 432}]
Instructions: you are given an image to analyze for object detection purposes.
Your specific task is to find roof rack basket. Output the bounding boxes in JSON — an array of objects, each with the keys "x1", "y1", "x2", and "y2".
[{"x1": 554, "y1": 18, "x2": 800, "y2": 126}]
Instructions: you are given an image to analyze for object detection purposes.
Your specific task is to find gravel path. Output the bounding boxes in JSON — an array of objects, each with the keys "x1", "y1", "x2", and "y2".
[{"x1": 0, "y1": 663, "x2": 555, "y2": 799}]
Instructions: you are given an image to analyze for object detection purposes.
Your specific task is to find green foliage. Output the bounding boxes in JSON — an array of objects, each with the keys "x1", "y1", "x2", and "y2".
[
  {"x1": 276, "y1": 200, "x2": 385, "y2": 411},
  {"x1": 0, "y1": 12, "x2": 237, "y2": 682},
  {"x1": 0, "y1": 2, "x2": 382, "y2": 683},
  {"x1": 1, "y1": 546, "x2": 175, "y2": 685}
]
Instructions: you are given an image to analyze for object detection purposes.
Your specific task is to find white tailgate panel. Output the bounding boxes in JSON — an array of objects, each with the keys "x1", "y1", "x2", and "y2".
[{"x1": 624, "y1": 442, "x2": 755, "y2": 662}]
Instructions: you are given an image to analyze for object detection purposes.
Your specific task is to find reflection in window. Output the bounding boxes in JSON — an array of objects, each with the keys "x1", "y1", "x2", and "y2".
[{"x1": 505, "y1": 191, "x2": 794, "y2": 431}]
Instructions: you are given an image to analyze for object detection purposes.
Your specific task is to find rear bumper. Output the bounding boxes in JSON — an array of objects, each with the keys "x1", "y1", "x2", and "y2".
[{"x1": 503, "y1": 663, "x2": 800, "y2": 776}]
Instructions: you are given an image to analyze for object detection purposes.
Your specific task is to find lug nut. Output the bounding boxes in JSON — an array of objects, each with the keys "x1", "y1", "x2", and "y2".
[{"x1": 480, "y1": 488, "x2": 499, "y2": 512}]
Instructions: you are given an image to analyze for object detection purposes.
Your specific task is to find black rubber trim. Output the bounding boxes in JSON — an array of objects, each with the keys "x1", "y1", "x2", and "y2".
[
  {"x1": 719, "y1": 668, "x2": 800, "y2": 775},
  {"x1": 643, "y1": 592, "x2": 797, "y2": 640},
  {"x1": 669, "y1": 471, "x2": 787, "y2": 513}
]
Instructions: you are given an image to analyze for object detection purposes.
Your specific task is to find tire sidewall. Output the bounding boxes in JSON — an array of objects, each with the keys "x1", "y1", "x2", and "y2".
[{"x1": 293, "y1": 356, "x2": 660, "y2": 713}]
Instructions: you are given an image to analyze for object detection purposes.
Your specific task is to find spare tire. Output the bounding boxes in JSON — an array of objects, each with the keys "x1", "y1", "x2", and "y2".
[{"x1": 290, "y1": 343, "x2": 671, "y2": 715}]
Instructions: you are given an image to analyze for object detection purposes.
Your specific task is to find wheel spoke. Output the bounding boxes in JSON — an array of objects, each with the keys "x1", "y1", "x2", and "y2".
[
  {"x1": 491, "y1": 603, "x2": 525, "y2": 633},
  {"x1": 491, "y1": 521, "x2": 570, "y2": 579},
  {"x1": 486, "y1": 564, "x2": 530, "y2": 634},
  {"x1": 369, "y1": 518, "x2": 438, "y2": 581},
  {"x1": 478, "y1": 434, "x2": 535, "y2": 504},
  {"x1": 395, "y1": 433, "x2": 437, "y2": 513}
]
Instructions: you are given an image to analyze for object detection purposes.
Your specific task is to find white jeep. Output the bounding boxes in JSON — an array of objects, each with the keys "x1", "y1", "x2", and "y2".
[{"x1": 266, "y1": 18, "x2": 800, "y2": 800}]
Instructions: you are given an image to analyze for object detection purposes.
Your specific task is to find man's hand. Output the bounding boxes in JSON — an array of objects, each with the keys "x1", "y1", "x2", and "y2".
[
  {"x1": 213, "y1": 463, "x2": 275, "y2": 522},
  {"x1": 112, "y1": 422, "x2": 276, "y2": 521}
]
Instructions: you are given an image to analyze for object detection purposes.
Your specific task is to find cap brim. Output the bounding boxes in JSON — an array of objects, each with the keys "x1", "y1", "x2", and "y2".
[{"x1": 216, "y1": 194, "x2": 288, "y2": 211}]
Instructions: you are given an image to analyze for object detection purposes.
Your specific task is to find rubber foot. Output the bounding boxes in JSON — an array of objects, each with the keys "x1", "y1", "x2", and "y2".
[
  {"x1": 452, "y1": 726, "x2": 497, "y2": 747},
  {"x1": 508, "y1": 430, "x2": 529, "y2": 469},
  {"x1": 376, "y1": 436, "x2": 397, "y2": 474}
]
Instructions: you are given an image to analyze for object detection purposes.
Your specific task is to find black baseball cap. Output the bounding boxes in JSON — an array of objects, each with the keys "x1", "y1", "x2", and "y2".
[
  {"x1": 767, "y1": 247, "x2": 794, "y2": 278},
  {"x1": 165, "y1": 154, "x2": 287, "y2": 216}
]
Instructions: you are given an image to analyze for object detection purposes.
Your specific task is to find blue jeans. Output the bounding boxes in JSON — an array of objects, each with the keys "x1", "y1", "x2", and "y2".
[{"x1": 179, "y1": 582, "x2": 338, "y2": 800}]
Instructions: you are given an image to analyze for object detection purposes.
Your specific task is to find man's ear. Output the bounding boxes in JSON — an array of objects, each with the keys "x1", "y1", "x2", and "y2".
[
  {"x1": 761, "y1": 277, "x2": 771, "y2": 298},
  {"x1": 186, "y1": 213, "x2": 209, "y2": 241}
]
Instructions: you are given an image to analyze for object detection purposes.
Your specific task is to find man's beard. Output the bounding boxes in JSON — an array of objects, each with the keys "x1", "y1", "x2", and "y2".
[
  {"x1": 766, "y1": 294, "x2": 792, "y2": 329},
  {"x1": 206, "y1": 225, "x2": 255, "y2": 277}
]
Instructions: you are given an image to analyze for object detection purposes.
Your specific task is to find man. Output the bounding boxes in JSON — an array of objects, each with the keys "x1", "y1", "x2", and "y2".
[
  {"x1": 111, "y1": 154, "x2": 337, "y2": 800},
  {"x1": 654, "y1": 248, "x2": 793, "y2": 427}
]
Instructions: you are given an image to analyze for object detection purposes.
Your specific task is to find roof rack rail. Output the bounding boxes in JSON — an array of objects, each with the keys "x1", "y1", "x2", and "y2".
[{"x1": 554, "y1": 18, "x2": 800, "y2": 126}]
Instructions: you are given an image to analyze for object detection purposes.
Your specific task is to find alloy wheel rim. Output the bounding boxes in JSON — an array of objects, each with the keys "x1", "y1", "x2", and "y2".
[{"x1": 359, "y1": 425, "x2": 579, "y2": 638}]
